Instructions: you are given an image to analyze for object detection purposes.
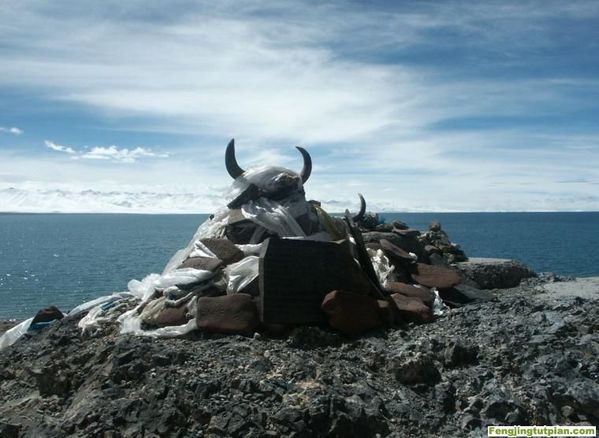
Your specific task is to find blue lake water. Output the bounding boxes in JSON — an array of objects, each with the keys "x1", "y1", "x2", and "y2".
[{"x1": 0, "y1": 212, "x2": 598, "y2": 319}]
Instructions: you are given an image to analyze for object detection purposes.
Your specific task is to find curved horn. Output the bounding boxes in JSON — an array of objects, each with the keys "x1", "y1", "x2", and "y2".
[
  {"x1": 352, "y1": 193, "x2": 366, "y2": 222},
  {"x1": 296, "y1": 146, "x2": 312, "y2": 184},
  {"x1": 225, "y1": 139, "x2": 245, "y2": 179}
]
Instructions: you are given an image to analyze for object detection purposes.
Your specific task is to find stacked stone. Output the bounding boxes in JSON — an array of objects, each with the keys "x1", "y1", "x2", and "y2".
[
  {"x1": 139, "y1": 237, "x2": 260, "y2": 333},
  {"x1": 157, "y1": 212, "x2": 512, "y2": 338},
  {"x1": 420, "y1": 220, "x2": 468, "y2": 264}
]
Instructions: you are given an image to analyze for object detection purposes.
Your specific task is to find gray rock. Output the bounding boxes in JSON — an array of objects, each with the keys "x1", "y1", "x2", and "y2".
[
  {"x1": 391, "y1": 354, "x2": 441, "y2": 385},
  {"x1": 439, "y1": 284, "x2": 495, "y2": 306},
  {"x1": 443, "y1": 341, "x2": 479, "y2": 367},
  {"x1": 455, "y1": 257, "x2": 537, "y2": 289}
]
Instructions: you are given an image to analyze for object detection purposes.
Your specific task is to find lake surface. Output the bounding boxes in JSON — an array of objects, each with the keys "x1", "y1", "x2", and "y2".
[{"x1": 1, "y1": 212, "x2": 598, "y2": 319}]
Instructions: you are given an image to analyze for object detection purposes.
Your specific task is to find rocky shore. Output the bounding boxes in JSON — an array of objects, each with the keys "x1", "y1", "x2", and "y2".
[
  {"x1": 1, "y1": 149, "x2": 597, "y2": 437},
  {"x1": 1, "y1": 272, "x2": 597, "y2": 437}
]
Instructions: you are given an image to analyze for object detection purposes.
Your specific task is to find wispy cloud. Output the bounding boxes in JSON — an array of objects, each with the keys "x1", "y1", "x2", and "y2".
[
  {"x1": 45, "y1": 140, "x2": 76, "y2": 154},
  {"x1": 80, "y1": 146, "x2": 169, "y2": 163},
  {"x1": 44, "y1": 140, "x2": 169, "y2": 163},
  {"x1": 0, "y1": 127, "x2": 23, "y2": 135}
]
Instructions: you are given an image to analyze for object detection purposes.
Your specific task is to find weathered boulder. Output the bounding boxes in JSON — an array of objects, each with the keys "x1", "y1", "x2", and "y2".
[
  {"x1": 438, "y1": 284, "x2": 495, "y2": 306},
  {"x1": 199, "y1": 238, "x2": 244, "y2": 265},
  {"x1": 140, "y1": 297, "x2": 190, "y2": 327},
  {"x1": 321, "y1": 290, "x2": 382, "y2": 336},
  {"x1": 455, "y1": 258, "x2": 536, "y2": 289},
  {"x1": 389, "y1": 293, "x2": 433, "y2": 324},
  {"x1": 409, "y1": 263, "x2": 461, "y2": 289},
  {"x1": 196, "y1": 294, "x2": 259, "y2": 334},
  {"x1": 31, "y1": 306, "x2": 64, "y2": 324},
  {"x1": 380, "y1": 239, "x2": 417, "y2": 266},
  {"x1": 385, "y1": 282, "x2": 434, "y2": 308}
]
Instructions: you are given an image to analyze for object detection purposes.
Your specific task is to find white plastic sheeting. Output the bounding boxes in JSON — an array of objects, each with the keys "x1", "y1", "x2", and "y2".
[
  {"x1": 0, "y1": 318, "x2": 33, "y2": 351},
  {"x1": 118, "y1": 307, "x2": 198, "y2": 338},
  {"x1": 368, "y1": 248, "x2": 396, "y2": 288},
  {"x1": 432, "y1": 288, "x2": 449, "y2": 316},
  {"x1": 155, "y1": 268, "x2": 215, "y2": 290},
  {"x1": 236, "y1": 243, "x2": 264, "y2": 257},
  {"x1": 224, "y1": 256, "x2": 259, "y2": 294},
  {"x1": 242, "y1": 198, "x2": 307, "y2": 239},
  {"x1": 189, "y1": 240, "x2": 219, "y2": 259},
  {"x1": 68, "y1": 292, "x2": 134, "y2": 317},
  {"x1": 78, "y1": 299, "x2": 133, "y2": 333}
]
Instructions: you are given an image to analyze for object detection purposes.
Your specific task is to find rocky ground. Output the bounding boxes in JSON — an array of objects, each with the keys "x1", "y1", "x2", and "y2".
[
  {"x1": 0, "y1": 321, "x2": 18, "y2": 336},
  {"x1": 0, "y1": 274, "x2": 597, "y2": 437}
]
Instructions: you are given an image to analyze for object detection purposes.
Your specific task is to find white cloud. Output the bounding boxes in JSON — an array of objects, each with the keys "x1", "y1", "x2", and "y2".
[
  {"x1": 80, "y1": 146, "x2": 169, "y2": 163},
  {"x1": 44, "y1": 140, "x2": 169, "y2": 163},
  {"x1": 0, "y1": 127, "x2": 23, "y2": 135},
  {"x1": 45, "y1": 140, "x2": 76, "y2": 154}
]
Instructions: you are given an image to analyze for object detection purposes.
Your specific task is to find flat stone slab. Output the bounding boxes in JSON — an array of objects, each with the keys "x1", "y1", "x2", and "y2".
[
  {"x1": 438, "y1": 284, "x2": 495, "y2": 307},
  {"x1": 259, "y1": 239, "x2": 374, "y2": 325},
  {"x1": 362, "y1": 231, "x2": 428, "y2": 263},
  {"x1": 385, "y1": 282, "x2": 434, "y2": 307},
  {"x1": 410, "y1": 263, "x2": 461, "y2": 289},
  {"x1": 455, "y1": 258, "x2": 536, "y2": 289},
  {"x1": 380, "y1": 239, "x2": 416, "y2": 266},
  {"x1": 538, "y1": 277, "x2": 599, "y2": 300}
]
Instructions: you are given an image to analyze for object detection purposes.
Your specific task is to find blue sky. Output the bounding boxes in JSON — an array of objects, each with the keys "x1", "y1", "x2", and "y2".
[{"x1": 1, "y1": 0, "x2": 598, "y2": 212}]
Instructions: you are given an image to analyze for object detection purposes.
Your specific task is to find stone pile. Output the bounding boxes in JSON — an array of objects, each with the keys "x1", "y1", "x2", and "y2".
[
  {"x1": 0, "y1": 139, "x2": 538, "y2": 350},
  {"x1": 112, "y1": 139, "x2": 519, "y2": 339},
  {"x1": 420, "y1": 221, "x2": 468, "y2": 264}
]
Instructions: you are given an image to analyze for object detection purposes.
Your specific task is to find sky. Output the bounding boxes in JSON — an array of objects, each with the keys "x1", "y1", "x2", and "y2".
[{"x1": 0, "y1": 0, "x2": 598, "y2": 213}]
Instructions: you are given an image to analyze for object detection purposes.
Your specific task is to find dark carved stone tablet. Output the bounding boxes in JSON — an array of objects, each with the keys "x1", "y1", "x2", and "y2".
[{"x1": 259, "y1": 238, "x2": 369, "y2": 324}]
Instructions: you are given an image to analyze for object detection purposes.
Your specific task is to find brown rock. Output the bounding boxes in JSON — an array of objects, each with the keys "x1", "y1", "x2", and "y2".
[
  {"x1": 385, "y1": 282, "x2": 435, "y2": 308},
  {"x1": 380, "y1": 239, "x2": 416, "y2": 266},
  {"x1": 362, "y1": 231, "x2": 428, "y2": 263},
  {"x1": 199, "y1": 238, "x2": 245, "y2": 265},
  {"x1": 140, "y1": 297, "x2": 190, "y2": 327},
  {"x1": 196, "y1": 294, "x2": 258, "y2": 334},
  {"x1": 321, "y1": 290, "x2": 382, "y2": 336},
  {"x1": 32, "y1": 306, "x2": 64, "y2": 324},
  {"x1": 178, "y1": 256, "x2": 223, "y2": 272},
  {"x1": 390, "y1": 293, "x2": 434, "y2": 324},
  {"x1": 410, "y1": 263, "x2": 461, "y2": 289}
]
